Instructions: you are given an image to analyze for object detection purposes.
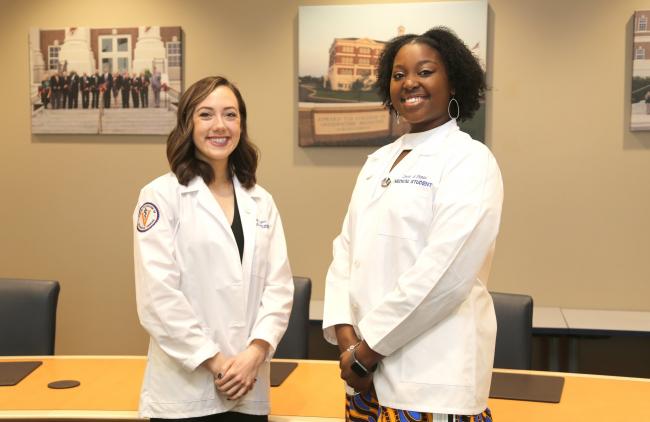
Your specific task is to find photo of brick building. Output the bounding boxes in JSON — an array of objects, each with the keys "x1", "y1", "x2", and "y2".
[{"x1": 298, "y1": 2, "x2": 487, "y2": 146}]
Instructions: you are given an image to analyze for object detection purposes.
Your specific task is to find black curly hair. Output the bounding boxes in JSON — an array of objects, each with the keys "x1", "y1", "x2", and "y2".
[{"x1": 376, "y1": 26, "x2": 486, "y2": 122}]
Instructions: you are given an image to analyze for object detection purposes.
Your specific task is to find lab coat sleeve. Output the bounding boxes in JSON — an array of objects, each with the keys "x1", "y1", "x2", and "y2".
[
  {"x1": 322, "y1": 208, "x2": 354, "y2": 346},
  {"x1": 134, "y1": 184, "x2": 219, "y2": 371},
  {"x1": 247, "y1": 198, "x2": 294, "y2": 357},
  {"x1": 358, "y1": 146, "x2": 504, "y2": 357}
]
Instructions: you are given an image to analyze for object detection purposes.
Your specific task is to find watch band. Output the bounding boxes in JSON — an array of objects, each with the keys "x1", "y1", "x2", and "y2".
[
  {"x1": 351, "y1": 347, "x2": 371, "y2": 377},
  {"x1": 346, "y1": 341, "x2": 379, "y2": 378}
]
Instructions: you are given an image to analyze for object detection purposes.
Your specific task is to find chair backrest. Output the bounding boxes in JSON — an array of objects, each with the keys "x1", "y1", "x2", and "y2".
[
  {"x1": 490, "y1": 291, "x2": 533, "y2": 370},
  {"x1": 274, "y1": 276, "x2": 312, "y2": 359},
  {"x1": 0, "y1": 278, "x2": 60, "y2": 356}
]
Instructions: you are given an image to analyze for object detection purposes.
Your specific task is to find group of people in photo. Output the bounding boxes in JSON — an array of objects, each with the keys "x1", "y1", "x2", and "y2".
[{"x1": 38, "y1": 67, "x2": 164, "y2": 110}]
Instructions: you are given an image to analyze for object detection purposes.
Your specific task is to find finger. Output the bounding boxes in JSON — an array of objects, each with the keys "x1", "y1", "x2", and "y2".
[
  {"x1": 215, "y1": 366, "x2": 238, "y2": 388},
  {"x1": 216, "y1": 374, "x2": 240, "y2": 391},
  {"x1": 225, "y1": 381, "x2": 247, "y2": 399},
  {"x1": 232, "y1": 379, "x2": 256, "y2": 400},
  {"x1": 220, "y1": 358, "x2": 237, "y2": 377},
  {"x1": 215, "y1": 377, "x2": 227, "y2": 389},
  {"x1": 229, "y1": 384, "x2": 251, "y2": 400},
  {"x1": 233, "y1": 386, "x2": 251, "y2": 400},
  {"x1": 217, "y1": 379, "x2": 239, "y2": 392}
]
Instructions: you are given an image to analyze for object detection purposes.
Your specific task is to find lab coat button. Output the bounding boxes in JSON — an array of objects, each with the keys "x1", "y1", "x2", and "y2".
[{"x1": 354, "y1": 260, "x2": 360, "y2": 268}]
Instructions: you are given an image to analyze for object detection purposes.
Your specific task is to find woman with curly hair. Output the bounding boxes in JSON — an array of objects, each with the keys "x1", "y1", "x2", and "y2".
[{"x1": 323, "y1": 27, "x2": 503, "y2": 421}]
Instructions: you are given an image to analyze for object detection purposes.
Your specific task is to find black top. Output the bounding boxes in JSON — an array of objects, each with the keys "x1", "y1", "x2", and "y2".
[{"x1": 231, "y1": 193, "x2": 244, "y2": 262}]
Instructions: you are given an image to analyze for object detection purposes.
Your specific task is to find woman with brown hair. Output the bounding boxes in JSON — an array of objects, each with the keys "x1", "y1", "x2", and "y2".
[{"x1": 133, "y1": 76, "x2": 293, "y2": 422}]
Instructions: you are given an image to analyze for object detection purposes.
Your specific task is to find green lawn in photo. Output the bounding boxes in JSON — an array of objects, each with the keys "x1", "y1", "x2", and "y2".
[{"x1": 300, "y1": 83, "x2": 382, "y2": 103}]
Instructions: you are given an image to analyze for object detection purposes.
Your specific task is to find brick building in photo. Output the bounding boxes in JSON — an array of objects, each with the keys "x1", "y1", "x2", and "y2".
[
  {"x1": 326, "y1": 37, "x2": 385, "y2": 91},
  {"x1": 633, "y1": 11, "x2": 650, "y2": 77}
]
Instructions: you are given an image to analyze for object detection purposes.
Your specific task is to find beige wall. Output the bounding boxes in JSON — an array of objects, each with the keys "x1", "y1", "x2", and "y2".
[{"x1": 1, "y1": 0, "x2": 649, "y2": 355}]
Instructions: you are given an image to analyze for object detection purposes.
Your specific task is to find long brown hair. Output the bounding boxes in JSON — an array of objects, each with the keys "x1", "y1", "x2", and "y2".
[{"x1": 166, "y1": 76, "x2": 258, "y2": 188}]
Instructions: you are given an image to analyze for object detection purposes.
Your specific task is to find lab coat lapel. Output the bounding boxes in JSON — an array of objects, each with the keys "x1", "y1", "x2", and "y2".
[
  {"x1": 234, "y1": 177, "x2": 257, "y2": 294},
  {"x1": 389, "y1": 121, "x2": 458, "y2": 181},
  {"x1": 365, "y1": 141, "x2": 402, "y2": 206},
  {"x1": 394, "y1": 144, "x2": 427, "y2": 177},
  {"x1": 194, "y1": 178, "x2": 233, "y2": 233}
]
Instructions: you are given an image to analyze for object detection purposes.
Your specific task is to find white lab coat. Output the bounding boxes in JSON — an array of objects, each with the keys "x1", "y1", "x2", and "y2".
[
  {"x1": 133, "y1": 173, "x2": 293, "y2": 418},
  {"x1": 323, "y1": 119, "x2": 503, "y2": 415}
]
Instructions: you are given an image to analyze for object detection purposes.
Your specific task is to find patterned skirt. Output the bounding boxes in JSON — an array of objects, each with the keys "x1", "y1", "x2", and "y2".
[{"x1": 346, "y1": 389, "x2": 492, "y2": 422}]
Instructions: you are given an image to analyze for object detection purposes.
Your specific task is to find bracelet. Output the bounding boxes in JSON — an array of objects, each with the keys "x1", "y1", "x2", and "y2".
[{"x1": 346, "y1": 341, "x2": 361, "y2": 352}]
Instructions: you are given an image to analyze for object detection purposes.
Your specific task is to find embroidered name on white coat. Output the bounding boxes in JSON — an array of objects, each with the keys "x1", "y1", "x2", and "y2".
[
  {"x1": 393, "y1": 174, "x2": 432, "y2": 188},
  {"x1": 256, "y1": 219, "x2": 270, "y2": 229}
]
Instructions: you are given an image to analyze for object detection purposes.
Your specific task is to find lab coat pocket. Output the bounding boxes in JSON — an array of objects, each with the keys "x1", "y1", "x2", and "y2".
[
  {"x1": 376, "y1": 187, "x2": 433, "y2": 241},
  {"x1": 399, "y1": 313, "x2": 474, "y2": 387},
  {"x1": 148, "y1": 345, "x2": 216, "y2": 403}
]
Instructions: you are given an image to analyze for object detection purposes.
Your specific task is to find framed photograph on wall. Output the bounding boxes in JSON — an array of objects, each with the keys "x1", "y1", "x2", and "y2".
[
  {"x1": 28, "y1": 26, "x2": 183, "y2": 135},
  {"x1": 298, "y1": 0, "x2": 487, "y2": 146},
  {"x1": 631, "y1": 11, "x2": 650, "y2": 131}
]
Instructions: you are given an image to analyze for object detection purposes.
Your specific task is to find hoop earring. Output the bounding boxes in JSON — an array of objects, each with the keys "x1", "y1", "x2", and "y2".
[{"x1": 448, "y1": 96, "x2": 460, "y2": 120}]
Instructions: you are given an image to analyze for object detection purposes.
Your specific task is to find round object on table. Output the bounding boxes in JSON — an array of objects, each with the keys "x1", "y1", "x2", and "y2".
[{"x1": 47, "y1": 380, "x2": 81, "y2": 389}]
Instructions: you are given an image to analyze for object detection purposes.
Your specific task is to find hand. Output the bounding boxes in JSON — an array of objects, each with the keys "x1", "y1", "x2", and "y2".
[
  {"x1": 339, "y1": 340, "x2": 383, "y2": 393},
  {"x1": 215, "y1": 340, "x2": 269, "y2": 400},
  {"x1": 202, "y1": 353, "x2": 234, "y2": 380},
  {"x1": 339, "y1": 348, "x2": 374, "y2": 393}
]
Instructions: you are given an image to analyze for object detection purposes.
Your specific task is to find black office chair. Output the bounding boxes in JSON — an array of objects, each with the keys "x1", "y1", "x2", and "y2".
[
  {"x1": 0, "y1": 278, "x2": 60, "y2": 355},
  {"x1": 490, "y1": 291, "x2": 533, "y2": 370},
  {"x1": 274, "y1": 276, "x2": 312, "y2": 359}
]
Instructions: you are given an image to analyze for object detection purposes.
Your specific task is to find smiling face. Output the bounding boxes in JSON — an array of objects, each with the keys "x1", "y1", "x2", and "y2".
[
  {"x1": 192, "y1": 85, "x2": 241, "y2": 172},
  {"x1": 389, "y1": 42, "x2": 453, "y2": 133}
]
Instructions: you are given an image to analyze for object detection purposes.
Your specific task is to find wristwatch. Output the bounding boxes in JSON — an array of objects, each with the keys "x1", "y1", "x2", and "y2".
[{"x1": 349, "y1": 343, "x2": 377, "y2": 378}]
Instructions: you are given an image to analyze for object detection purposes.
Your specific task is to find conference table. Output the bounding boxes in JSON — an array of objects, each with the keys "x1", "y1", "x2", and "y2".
[{"x1": 1, "y1": 356, "x2": 649, "y2": 421}]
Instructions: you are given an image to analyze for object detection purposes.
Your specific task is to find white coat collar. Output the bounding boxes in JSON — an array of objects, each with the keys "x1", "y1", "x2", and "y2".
[
  {"x1": 366, "y1": 118, "x2": 458, "y2": 162},
  {"x1": 401, "y1": 118, "x2": 458, "y2": 154},
  {"x1": 179, "y1": 174, "x2": 259, "y2": 231},
  {"x1": 180, "y1": 174, "x2": 262, "y2": 199},
  {"x1": 361, "y1": 120, "x2": 458, "y2": 206}
]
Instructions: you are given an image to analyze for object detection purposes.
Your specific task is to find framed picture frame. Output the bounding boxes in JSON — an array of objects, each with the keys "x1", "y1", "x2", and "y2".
[
  {"x1": 298, "y1": 1, "x2": 487, "y2": 146},
  {"x1": 631, "y1": 11, "x2": 650, "y2": 131},
  {"x1": 29, "y1": 26, "x2": 183, "y2": 135}
]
